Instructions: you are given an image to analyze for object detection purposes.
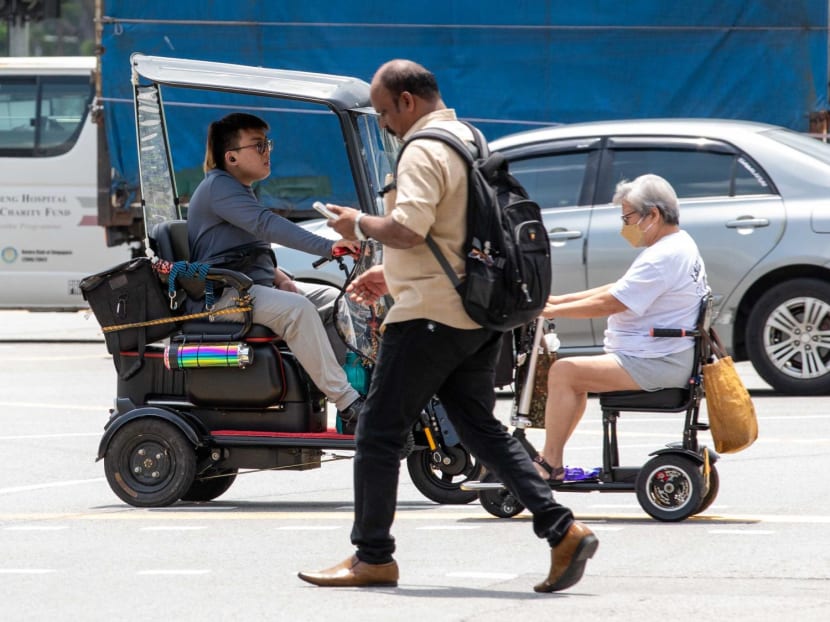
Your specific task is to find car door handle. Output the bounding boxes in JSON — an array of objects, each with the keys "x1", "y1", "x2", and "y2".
[
  {"x1": 548, "y1": 229, "x2": 583, "y2": 241},
  {"x1": 725, "y1": 217, "x2": 769, "y2": 229}
]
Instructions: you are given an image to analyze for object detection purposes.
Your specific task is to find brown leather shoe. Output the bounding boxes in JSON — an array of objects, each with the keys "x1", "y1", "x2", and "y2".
[
  {"x1": 298, "y1": 555, "x2": 399, "y2": 588},
  {"x1": 534, "y1": 521, "x2": 599, "y2": 593}
]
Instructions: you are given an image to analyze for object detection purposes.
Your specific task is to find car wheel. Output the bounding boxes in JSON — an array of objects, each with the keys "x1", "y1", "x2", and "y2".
[{"x1": 746, "y1": 278, "x2": 830, "y2": 395}]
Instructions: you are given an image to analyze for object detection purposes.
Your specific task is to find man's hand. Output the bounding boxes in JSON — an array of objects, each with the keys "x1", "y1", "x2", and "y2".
[
  {"x1": 346, "y1": 265, "x2": 388, "y2": 305},
  {"x1": 325, "y1": 203, "x2": 423, "y2": 249},
  {"x1": 274, "y1": 268, "x2": 300, "y2": 294},
  {"x1": 325, "y1": 204, "x2": 360, "y2": 240}
]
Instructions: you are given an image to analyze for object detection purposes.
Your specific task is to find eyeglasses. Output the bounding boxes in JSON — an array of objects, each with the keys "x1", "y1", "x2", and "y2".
[
  {"x1": 621, "y1": 210, "x2": 639, "y2": 224},
  {"x1": 228, "y1": 139, "x2": 273, "y2": 156}
]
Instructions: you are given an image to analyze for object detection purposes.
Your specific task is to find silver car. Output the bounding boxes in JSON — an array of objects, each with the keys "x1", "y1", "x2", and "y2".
[{"x1": 280, "y1": 118, "x2": 830, "y2": 395}]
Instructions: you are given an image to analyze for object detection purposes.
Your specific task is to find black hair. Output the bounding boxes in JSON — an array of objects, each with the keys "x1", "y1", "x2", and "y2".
[
  {"x1": 203, "y1": 112, "x2": 269, "y2": 172},
  {"x1": 377, "y1": 60, "x2": 440, "y2": 102}
]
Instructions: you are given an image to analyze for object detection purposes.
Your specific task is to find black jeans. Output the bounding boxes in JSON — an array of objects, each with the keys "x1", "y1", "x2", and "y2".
[{"x1": 351, "y1": 319, "x2": 574, "y2": 564}]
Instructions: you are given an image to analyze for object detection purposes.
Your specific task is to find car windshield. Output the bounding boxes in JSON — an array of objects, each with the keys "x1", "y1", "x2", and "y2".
[{"x1": 763, "y1": 128, "x2": 830, "y2": 166}]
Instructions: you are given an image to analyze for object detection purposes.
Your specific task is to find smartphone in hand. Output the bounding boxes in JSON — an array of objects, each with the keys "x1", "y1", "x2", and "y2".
[{"x1": 312, "y1": 201, "x2": 338, "y2": 219}]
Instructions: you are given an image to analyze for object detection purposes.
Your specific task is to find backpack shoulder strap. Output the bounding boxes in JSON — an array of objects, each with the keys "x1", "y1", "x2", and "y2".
[
  {"x1": 393, "y1": 122, "x2": 489, "y2": 289},
  {"x1": 397, "y1": 125, "x2": 479, "y2": 170}
]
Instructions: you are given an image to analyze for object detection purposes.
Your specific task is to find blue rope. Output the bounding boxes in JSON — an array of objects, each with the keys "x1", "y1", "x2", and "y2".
[{"x1": 169, "y1": 261, "x2": 215, "y2": 308}]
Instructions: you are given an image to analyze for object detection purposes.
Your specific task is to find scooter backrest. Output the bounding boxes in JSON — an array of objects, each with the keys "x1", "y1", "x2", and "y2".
[{"x1": 152, "y1": 220, "x2": 190, "y2": 262}]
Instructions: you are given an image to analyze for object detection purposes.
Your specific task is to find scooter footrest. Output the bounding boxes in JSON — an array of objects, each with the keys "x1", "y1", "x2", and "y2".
[{"x1": 460, "y1": 480, "x2": 505, "y2": 491}]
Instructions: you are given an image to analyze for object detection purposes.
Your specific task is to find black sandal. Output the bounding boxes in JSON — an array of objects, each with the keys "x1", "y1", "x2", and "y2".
[{"x1": 533, "y1": 455, "x2": 565, "y2": 484}]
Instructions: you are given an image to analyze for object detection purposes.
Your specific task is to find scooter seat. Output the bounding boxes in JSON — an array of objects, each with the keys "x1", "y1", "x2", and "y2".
[
  {"x1": 179, "y1": 320, "x2": 278, "y2": 341},
  {"x1": 598, "y1": 388, "x2": 690, "y2": 411}
]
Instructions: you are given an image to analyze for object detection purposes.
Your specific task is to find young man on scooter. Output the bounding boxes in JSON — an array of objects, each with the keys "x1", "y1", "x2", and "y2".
[
  {"x1": 298, "y1": 59, "x2": 599, "y2": 592},
  {"x1": 187, "y1": 112, "x2": 364, "y2": 433}
]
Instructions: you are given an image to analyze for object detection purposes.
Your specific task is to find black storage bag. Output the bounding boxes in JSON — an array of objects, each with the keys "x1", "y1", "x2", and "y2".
[{"x1": 80, "y1": 257, "x2": 176, "y2": 379}]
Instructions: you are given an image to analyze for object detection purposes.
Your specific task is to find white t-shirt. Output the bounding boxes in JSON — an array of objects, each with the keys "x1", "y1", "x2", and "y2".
[{"x1": 605, "y1": 230, "x2": 708, "y2": 357}]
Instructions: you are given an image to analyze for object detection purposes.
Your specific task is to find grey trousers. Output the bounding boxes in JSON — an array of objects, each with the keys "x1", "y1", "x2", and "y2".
[{"x1": 216, "y1": 282, "x2": 359, "y2": 410}]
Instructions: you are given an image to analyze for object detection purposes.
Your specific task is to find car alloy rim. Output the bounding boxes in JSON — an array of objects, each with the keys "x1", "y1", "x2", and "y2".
[{"x1": 763, "y1": 295, "x2": 830, "y2": 380}]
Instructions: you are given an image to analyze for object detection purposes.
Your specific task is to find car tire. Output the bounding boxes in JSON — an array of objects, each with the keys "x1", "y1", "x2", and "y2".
[{"x1": 746, "y1": 278, "x2": 830, "y2": 395}]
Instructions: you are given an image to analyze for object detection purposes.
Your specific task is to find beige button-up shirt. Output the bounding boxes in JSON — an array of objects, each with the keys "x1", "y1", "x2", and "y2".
[{"x1": 382, "y1": 108, "x2": 481, "y2": 329}]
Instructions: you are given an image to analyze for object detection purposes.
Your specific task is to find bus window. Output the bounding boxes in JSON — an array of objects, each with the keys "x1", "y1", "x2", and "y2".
[{"x1": 0, "y1": 75, "x2": 91, "y2": 156}]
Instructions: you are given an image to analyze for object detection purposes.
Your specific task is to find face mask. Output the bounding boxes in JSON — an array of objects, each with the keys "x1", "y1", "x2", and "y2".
[{"x1": 620, "y1": 215, "x2": 654, "y2": 247}]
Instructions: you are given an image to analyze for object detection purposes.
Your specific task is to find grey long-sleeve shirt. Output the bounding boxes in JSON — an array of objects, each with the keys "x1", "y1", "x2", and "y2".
[{"x1": 187, "y1": 168, "x2": 333, "y2": 285}]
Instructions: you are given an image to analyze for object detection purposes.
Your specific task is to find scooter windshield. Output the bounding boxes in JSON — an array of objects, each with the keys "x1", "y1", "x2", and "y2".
[
  {"x1": 134, "y1": 84, "x2": 180, "y2": 237},
  {"x1": 333, "y1": 111, "x2": 397, "y2": 362}
]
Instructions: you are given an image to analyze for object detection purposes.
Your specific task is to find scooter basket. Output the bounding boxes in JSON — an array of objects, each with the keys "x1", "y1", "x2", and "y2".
[{"x1": 80, "y1": 257, "x2": 176, "y2": 354}]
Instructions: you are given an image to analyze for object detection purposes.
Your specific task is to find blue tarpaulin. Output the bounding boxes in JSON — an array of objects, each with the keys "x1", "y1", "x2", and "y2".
[{"x1": 99, "y1": 0, "x2": 829, "y2": 212}]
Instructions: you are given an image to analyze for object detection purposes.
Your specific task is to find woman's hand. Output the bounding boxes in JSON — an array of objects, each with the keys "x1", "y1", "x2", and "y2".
[{"x1": 541, "y1": 300, "x2": 558, "y2": 319}]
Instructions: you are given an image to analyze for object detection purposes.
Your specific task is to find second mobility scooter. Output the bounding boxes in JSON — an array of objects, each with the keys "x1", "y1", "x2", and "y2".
[{"x1": 466, "y1": 295, "x2": 721, "y2": 522}]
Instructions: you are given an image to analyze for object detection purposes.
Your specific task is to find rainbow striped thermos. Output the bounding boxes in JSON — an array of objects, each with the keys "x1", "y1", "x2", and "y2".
[{"x1": 164, "y1": 342, "x2": 252, "y2": 370}]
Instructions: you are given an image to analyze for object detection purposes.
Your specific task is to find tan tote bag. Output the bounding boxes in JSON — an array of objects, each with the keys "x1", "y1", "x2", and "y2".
[{"x1": 702, "y1": 328, "x2": 759, "y2": 453}]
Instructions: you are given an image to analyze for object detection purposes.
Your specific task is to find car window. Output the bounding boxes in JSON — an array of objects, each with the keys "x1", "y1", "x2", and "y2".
[
  {"x1": 509, "y1": 151, "x2": 591, "y2": 208},
  {"x1": 764, "y1": 127, "x2": 830, "y2": 166},
  {"x1": 607, "y1": 149, "x2": 773, "y2": 200}
]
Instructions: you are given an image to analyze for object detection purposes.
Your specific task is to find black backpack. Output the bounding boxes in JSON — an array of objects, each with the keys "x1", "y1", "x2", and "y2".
[{"x1": 396, "y1": 121, "x2": 551, "y2": 332}]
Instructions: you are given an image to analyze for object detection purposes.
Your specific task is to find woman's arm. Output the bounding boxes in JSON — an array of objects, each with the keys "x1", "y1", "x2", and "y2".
[
  {"x1": 547, "y1": 283, "x2": 614, "y2": 306},
  {"x1": 542, "y1": 288, "x2": 627, "y2": 319}
]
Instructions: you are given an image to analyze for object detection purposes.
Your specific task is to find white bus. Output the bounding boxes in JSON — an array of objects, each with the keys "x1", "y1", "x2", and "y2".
[{"x1": 0, "y1": 56, "x2": 130, "y2": 309}]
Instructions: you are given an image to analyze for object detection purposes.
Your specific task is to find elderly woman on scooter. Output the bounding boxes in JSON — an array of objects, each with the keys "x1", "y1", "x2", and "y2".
[{"x1": 535, "y1": 174, "x2": 709, "y2": 482}]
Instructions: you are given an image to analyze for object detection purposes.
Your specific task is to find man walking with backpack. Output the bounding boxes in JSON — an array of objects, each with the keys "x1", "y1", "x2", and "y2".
[{"x1": 298, "y1": 59, "x2": 598, "y2": 592}]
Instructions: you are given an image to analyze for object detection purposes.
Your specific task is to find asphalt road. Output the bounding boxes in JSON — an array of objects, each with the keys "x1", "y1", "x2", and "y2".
[{"x1": 0, "y1": 311, "x2": 828, "y2": 621}]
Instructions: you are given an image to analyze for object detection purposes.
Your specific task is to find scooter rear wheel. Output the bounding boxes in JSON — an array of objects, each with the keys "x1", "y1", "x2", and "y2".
[
  {"x1": 104, "y1": 418, "x2": 196, "y2": 507},
  {"x1": 180, "y1": 468, "x2": 238, "y2": 502},
  {"x1": 406, "y1": 446, "x2": 482, "y2": 504},
  {"x1": 695, "y1": 463, "x2": 720, "y2": 515},
  {"x1": 636, "y1": 454, "x2": 704, "y2": 522}
]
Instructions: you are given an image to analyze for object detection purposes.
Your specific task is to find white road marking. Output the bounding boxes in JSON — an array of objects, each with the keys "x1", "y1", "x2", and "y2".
[
  {"x1": 0, "y1": 401, "x2": 108, "y2": 412},
  {"x1": 708, "y1": 529, "x2": 776, "y2": 535},
  {"x1": 0, "y1": 569, "x2": 56, "y2": 574},
  {"x1": 0, "y1": 432, "x2": 99, "y2": 440},
  {"x1": 415, "y1": 525, "x2": 480, "y2": 530},
  {"x1": 0, "y1": 478, "x2": 105, "y2": 495},
  {"x1": 136, "y1": 570, "x2": 211, "y2": 576},
  {"x1": 139, "y1": 526, "x2": 208, "y2": 531},
  {"x1": 275, "y1": 526, "x2": 340, "y2": 531},
  {"x1": 4, "y1": 525, "x2": 69, "y2": 531}
]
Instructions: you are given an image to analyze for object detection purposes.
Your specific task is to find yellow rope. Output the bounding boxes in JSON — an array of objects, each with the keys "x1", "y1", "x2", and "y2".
[{"x1": 101, "y1": 303, "x2": 252, "y2": 334}]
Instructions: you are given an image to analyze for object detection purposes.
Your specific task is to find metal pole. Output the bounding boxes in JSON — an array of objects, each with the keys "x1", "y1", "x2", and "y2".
[{"x1": 9, "y1": 16, "x2": 29, "y2": 56}]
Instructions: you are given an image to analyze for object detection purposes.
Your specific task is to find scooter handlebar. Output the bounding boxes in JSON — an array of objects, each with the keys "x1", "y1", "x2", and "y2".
[{"x1": 650, "y1": 327, "x2": 701, "y2": 338}]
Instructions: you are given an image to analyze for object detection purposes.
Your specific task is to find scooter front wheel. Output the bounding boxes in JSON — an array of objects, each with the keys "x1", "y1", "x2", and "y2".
[
  {"x1": 104, "y1": 418, "x2": 196, "y2": 507},
  {"x1": 636, "y1": 454, "x2": 704, "y2": 522},
  {"x1": 478, "y1": 473, "x2": 525, "y2": 518},
  {"x1": 406, "y1": 446, "x2": 483, "y2": 505}
]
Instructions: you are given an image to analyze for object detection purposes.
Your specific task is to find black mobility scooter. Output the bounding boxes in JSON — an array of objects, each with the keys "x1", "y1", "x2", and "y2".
[{"x1": 85, "y1": 55, "x2": 481, "y2": 507}]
